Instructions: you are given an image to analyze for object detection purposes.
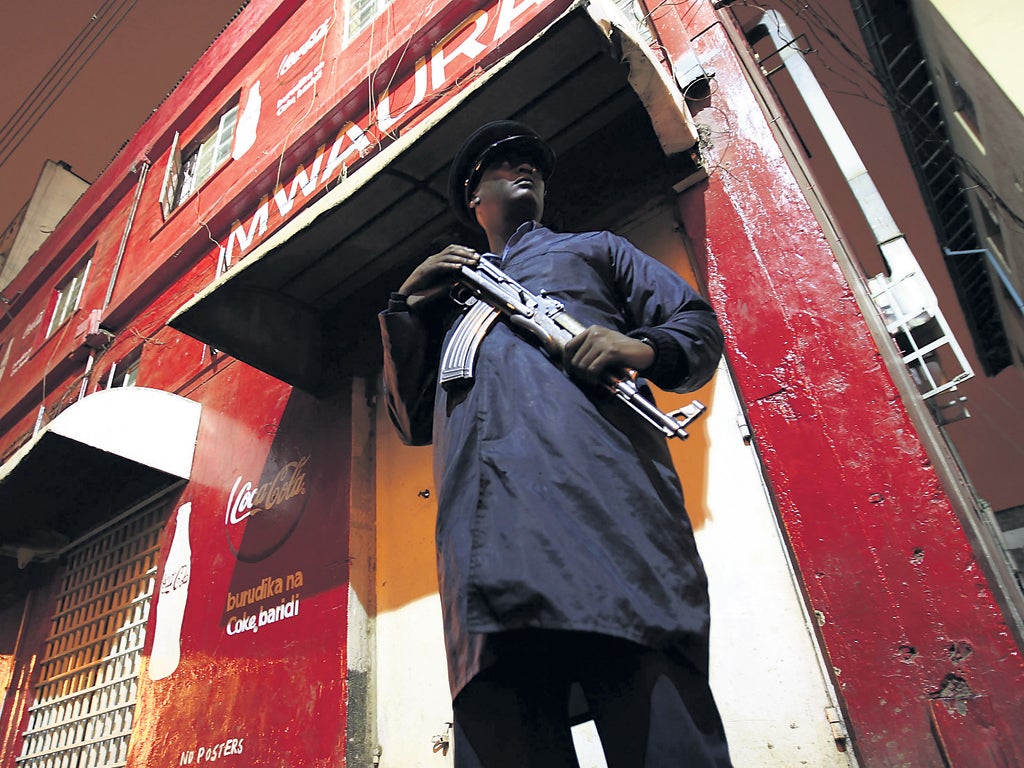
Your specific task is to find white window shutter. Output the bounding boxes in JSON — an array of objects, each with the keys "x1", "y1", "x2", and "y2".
[
  {"x1": 159, "y1": 131, "x2": 182, "y2": 220},
  {"x1": 74, "y1": 260, "x2": 92, "y2": 310}
]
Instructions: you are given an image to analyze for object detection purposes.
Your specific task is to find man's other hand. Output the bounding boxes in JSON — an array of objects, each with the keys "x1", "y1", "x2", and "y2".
[{"x1": 564, "y1": 327, "x2": 655, "y2": 387}]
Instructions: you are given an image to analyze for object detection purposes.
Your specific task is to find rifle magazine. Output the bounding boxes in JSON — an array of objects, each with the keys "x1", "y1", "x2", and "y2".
[{"x1": 439, "y1": 300, "x2": 502, "y2": 389}]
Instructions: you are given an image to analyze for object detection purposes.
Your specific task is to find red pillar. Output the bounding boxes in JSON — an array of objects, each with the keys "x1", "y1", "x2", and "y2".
[{"x1": 649, "y1": 2, "x2": 1024, "y2": 764}]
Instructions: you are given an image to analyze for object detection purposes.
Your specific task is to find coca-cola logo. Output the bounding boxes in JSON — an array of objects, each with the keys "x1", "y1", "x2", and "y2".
[
  {"x1": 161, "y1": 564, "x2": 190, "y2": 594},
  {"x1": 226, "y1": 456, "x2": 309, "y2": 524},
  {"x1": 279, "y1": 18, "x2": 331, "y2": 78},
  {"x1": 224, "y1": 455, "x2": 311, "y2": 562}
]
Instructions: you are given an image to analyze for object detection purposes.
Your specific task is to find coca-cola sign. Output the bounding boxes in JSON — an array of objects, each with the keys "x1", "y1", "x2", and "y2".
[
  {"x1": 278, "y1": 17, "x2": 330, "y2": 77},
  {"x1": 223, "y1": 454, "x2": 311, "y2": 562}
]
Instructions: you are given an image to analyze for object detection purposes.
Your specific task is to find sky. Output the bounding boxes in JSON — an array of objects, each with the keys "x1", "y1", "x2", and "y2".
[{"x1": 0, "y1": 0, "x2": 248, "y2": 230}]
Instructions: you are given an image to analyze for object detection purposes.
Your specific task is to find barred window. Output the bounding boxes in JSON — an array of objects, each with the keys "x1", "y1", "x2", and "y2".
[
  {"x1": 346, "y1": 0, "x2": 392, "y2": 41},
  {"x1": 16, "y1": 500, "x2": 170, "y2": 768}
]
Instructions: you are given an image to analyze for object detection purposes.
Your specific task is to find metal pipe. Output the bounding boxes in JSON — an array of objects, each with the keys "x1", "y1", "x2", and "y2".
[
  {"x1": 746, "y1": 10, "x2": 900, "y2": 244},
  {"x1": 727, "y1": 7, "x2": 1024, "y2": 639},
  {"x1": 744, "y1": 9, "x2": 974, "y2": 398},
  {"x1": 102, "y1": 161, "x2": 150, "y2": 312}
]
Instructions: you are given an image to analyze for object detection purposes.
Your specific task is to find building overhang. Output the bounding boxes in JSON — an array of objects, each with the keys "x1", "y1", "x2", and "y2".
[
  {"x1": 0, "y1": 387, "x2": 201, "y2": 560},
  {"x1": 168, "y1": 1, "x2": 701, "y2": 394}
]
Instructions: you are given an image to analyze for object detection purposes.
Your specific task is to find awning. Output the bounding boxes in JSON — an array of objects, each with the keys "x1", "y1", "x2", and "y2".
[
  {"x1": 0, "y1": 387, "x2": 201, "y2": 556},
  {"x1": 168, "y1": 1, "x2": 701, "y2": 394}
]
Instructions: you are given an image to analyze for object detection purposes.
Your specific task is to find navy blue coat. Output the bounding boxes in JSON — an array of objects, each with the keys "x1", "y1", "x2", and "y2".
[{"x1": 379, "y1": 224, "x2": 724, "y2": 697}]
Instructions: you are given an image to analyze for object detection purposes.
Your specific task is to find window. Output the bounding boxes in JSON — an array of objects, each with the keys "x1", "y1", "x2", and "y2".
[
  {"x1": 345, "y1": 0, "x2": 392, "y2": 40},
  {"x1": 160, "y1": 103, "x2": 239, "y2": 218},
  {"x1": 16, "y1": 500, "x2": 169, "y2": 768},
  {"x1": 610, "y1": 0, "x2": 655, "y2": 44},
  {"x1": 46, "y1": 257, "x2": 91, "y2": 337},
  {"x1": 994, "y1": 503, "x2": 1024, "y2": 597},
  {"x1": 944, "y1": 66, "x2": 981, "y2": 141},
  {"x1": 978, "y1": 198, "x2": 1005, "y2": 258},
  {"x1": 103, "y1": 355, "x2": 141, "y2": 389}
]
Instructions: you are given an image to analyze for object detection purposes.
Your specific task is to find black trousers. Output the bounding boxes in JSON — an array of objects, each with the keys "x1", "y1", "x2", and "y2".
[{"x1": 452, "y1": 631, "x2": 732, "y2": 768}]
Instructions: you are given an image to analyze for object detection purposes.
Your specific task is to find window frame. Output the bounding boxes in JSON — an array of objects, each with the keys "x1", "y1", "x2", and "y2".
[
  {"x1": 159, "y1": 101, "x2": 240, "y2": 219},
  {"x1": 45, "y1": 255, "x2": 92, "y2": 339},
  {"x1": 944, "y1": 65, "x2": 982, "y2": 142},
  {"x1": 977, "y1": 196, "x2": 1006, "y2": 260},
  {"x1": 102, "y1": 352, "x2": 142, "y2": 390},
  {"x1": 344, "y1": 0, "x2": 393, "y2": 42}
]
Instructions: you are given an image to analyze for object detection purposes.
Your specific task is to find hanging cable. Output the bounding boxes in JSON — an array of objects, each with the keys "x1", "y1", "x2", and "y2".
[
  {"x1": 0, "y1": 0, "x2": 139, "y2": 171},
  {"x1": 0, "y1": 0, "x2": 122, "y2": 150}
]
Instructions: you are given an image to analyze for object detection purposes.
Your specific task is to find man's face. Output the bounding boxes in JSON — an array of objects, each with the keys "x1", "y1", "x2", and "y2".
[{"x1": 470, "y1": 152, "x2": 546, "y2": 226}]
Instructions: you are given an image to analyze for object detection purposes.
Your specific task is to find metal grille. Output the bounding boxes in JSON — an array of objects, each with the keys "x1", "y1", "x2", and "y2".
[
  {"x1": 346, "y1": 0, "x2": 392, "y2": 40},
  {"x1": 851, "y1": 0, "x2": 1011, "y2": 375},
  {"x1": 610, "y1": 0, "x2": 655, "y2": 44},
  {"x1": 16, "y1": 500, "x2": 170, "y2": 768}
]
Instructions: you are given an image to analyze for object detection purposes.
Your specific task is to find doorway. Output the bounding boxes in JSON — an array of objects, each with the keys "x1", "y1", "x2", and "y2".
[{"x1": 365, "y1": 196, "x2": 856, "y2": 767}]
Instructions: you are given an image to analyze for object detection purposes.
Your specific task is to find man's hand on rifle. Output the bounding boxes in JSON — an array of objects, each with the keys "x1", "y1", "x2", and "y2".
[
  {"x1": 563, "y1": 326, "x2": 655, "y2": 388},
  {"x1": 400, "y1": 245, "x2": 480, "y2": 308}
]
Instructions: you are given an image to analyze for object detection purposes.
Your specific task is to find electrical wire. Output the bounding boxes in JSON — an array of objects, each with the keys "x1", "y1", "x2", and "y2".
[
  {"x1": 367, "y1": 0, "x2": 436, "y2": 141},
  {"x1": 0, "y1": 0, "x2": 140, "y2": 172},
  {"x1": 956, "y1": 154, "x2": 1024, "y2": 234},
  {"x1": 0, "y1": 0, "x2": 123, "y2": 150}
]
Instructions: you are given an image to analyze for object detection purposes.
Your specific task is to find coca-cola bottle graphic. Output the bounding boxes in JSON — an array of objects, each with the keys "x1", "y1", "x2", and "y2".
[{"x1": 149, "y1": 502, "x2": 192, "y2": 680}]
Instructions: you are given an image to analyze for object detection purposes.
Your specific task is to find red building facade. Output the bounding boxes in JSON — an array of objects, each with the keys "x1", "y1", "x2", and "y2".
[{"x1": 0, "y1": 0, "x2": 1021, "y2": 766}]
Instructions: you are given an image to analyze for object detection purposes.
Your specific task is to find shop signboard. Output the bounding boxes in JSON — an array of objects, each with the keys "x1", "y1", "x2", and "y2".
[{"x1": 132, "y1": 378, "x2": 352, "y2": 766}]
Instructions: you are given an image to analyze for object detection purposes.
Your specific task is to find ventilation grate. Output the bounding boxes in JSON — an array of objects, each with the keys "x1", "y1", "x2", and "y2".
[{"x1": 16, "y1": 500, "x2": 169, "y2": 768}]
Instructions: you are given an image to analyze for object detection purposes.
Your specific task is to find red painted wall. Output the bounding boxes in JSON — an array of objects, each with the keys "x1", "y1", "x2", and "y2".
[
  {"x1": 0, "y1": 1, "x2": 579, "y2": 764},
  {"x1": 0, "y1": 0, "x2": 568, "y2": 456},
  {"x1": 3, "y1": 0, "x2": 1023, "y2": 764},
  {"x1": 655, "y1": 3, "x2": 1024, "y2": 765},
  {"x1": 130, "y1": 371, "x2": 353, "y2": 767}
]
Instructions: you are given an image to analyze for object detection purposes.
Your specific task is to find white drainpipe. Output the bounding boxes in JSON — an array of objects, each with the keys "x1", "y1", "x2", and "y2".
[{"x1": 746, "y1": 10, "x2": 973, "y2": 403}]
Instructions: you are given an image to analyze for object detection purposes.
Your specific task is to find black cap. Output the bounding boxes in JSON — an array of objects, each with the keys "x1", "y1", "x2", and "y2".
[{"x1": 447, "y1": 120, "x2": 556, "y2": 228}]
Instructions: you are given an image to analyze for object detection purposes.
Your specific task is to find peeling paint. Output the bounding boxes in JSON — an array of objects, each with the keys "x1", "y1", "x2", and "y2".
[
  {"x1": 948, "y1": 641, "x2": 973, "y2": 664},
  {"x1": 930, "y1": 674, "x2": 975, "y2": 716},
  {"x1": 897, "y1": 645, "x2": 918, "y2": 663},
  {"x1": 664, "y1": 2, "x2": 1024, "y2": 763}
]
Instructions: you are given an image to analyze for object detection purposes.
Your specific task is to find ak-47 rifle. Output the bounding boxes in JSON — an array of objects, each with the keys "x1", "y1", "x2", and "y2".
[{"x1": 439, "y1": 258, "x2": 705, "y2": 440}]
